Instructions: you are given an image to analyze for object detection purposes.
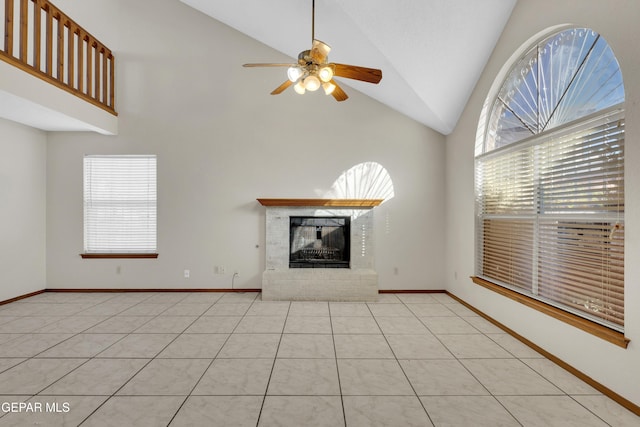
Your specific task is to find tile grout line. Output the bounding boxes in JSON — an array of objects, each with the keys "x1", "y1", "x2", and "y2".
[
  {"x1": 164, "y1": 294, "x2": 245, "y2": 426},
  {"x1": 410, "y1": 299, "x2": 498, "y2": 404},
  {"x1": 409, "y1": 297, "x2": 524, "y2": 425},
  {"x1": 327, "y1": 301, "x2": 348, "y2": 427},
  {"x1": 255, "y1": 298, "x2": 291, "y2": 427},
  {"x1": 367, "y1": 296, "x2": 436, "y2": 426}
]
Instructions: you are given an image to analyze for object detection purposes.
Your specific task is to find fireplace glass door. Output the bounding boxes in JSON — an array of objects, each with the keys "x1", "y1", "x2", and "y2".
[{"x1": 289, "y1": 216, "x2": 350, "y2": 268}]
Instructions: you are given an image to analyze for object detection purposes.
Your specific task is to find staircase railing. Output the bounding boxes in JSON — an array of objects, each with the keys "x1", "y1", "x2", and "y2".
[{"x1": 1, "y1": 0, "x2": 116, "y2": 115}]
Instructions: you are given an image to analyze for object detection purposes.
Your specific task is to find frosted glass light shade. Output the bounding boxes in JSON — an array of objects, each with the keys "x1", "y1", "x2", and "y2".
[
  {"x1": 303, "y1": 75, "x2": 321, "y2": 91},
  {"x1": 287, "y1": 66, "x2": 303, "y2": 82},
  {"x1": 318, "y1": 66, "x2": 334, "y2": 82},
  {"x1": 323, "y1": 82, "x2": 336, "y2": 95},
  {"x1": 294, "y1": 81, "x2": 306, "y2": 94}
]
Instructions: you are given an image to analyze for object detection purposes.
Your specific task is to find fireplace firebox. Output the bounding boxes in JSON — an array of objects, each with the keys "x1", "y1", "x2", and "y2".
[{"x1": 289, "y1": 216, "x2": 350, "y2": 268}]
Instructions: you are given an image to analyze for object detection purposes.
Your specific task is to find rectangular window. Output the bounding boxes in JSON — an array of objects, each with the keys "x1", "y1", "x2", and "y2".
[
  {"x1": 83, "y1": 155, "x2": 157, "y2": 256},
  {"x1": 475, "y1": 109, "x2": 624, "y2": 331}
]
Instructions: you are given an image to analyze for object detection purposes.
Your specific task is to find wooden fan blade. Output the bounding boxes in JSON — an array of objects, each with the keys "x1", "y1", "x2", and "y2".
[
  {"x1": 310, "y1": 39, "x2": 331, "y2": 63},
  {"x1": 243, "y1": 63, "x2": 294, "y2": 67},
  {"x1": 332, "y1": 63, "x2": 382, "y2": 84},
  {"x1": 271, "y1": 80, "x2": 293, "y2": 95},
  {"x1": 330, "y1": 80, "x2": 348, "y2": 102}
]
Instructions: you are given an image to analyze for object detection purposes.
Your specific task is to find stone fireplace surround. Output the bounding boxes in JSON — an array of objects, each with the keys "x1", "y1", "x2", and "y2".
[{"x1": 258, "y1": 199, "x2": 381, "y2": 301}]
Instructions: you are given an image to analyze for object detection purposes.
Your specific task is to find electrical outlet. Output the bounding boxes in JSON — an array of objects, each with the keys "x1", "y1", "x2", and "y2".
[
  {"x1": 218, "y1": 265, "x2": 225, "y2": 275},
  {"x1": 184, "y1": 269, "x2": 190, "y2": 278}
]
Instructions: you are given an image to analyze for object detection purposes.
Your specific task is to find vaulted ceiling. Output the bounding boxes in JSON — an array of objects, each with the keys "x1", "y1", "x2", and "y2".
[{"x1": 180, "y1": 0, "x2": 517, "y2": 135}]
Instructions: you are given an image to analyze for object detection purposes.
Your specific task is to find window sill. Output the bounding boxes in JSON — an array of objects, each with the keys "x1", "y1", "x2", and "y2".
[
  {"x1": 80, "y1": 253, "x2": 159, "y2": 259},
  {"x1": 471, "y1": 276, "x2": 629, "y2": 349}
]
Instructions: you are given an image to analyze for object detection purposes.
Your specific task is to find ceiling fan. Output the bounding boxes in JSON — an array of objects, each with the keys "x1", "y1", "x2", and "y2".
[{"x1": 242, "y1": 0, "x2": 382, "y2": 102}]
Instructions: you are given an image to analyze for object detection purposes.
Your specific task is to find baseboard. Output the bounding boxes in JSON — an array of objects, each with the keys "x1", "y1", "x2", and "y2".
[
  {"x1": 379, "y1": 289, "x2": 446, "y2": 293},
  {"x1": 30, "y1": 288, "x2": 443, "y2": 295},
  {"x1": 44, "y1": 288, "x2": 262, "y2": 293},
  {"x1": 0, "y1": 289, "x2": 46, "y2": 306},
  {"x1": 445, "y1": 291, "x2": 640, "y2": 417}
]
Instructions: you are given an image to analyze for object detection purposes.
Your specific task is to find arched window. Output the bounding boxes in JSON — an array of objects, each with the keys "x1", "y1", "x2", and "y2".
[{"x1": 474, "y1": 28, "x2": 625, "y2": 332}]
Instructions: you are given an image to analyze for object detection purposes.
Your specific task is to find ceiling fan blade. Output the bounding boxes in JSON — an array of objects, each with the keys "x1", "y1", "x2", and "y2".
[
  {"x1": 271, "y1": 80, "x2": 293, "y2": 95},
  {"x1": 332, "y1": 63, "x2": 382, "y2": 84},
  {"x1": 243, "y1": 63, "x2": 294, "y2": 68},
  {"x1": 330, "y1": 80, "x2": 348, "y2": 102},
  {"x1": 310, "y1": 39, "x2": 331, "y2": 63}
]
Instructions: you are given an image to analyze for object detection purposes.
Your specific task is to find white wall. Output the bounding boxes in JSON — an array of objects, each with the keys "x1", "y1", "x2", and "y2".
[
  {"x1": 45, "y1": 0, "x2": 446, "y2": 291},
  {"x1": 446, "y1": 0, "x2": 640, "y2": 408},
  {"x1": 0, "y1": 118, "x2": 47, "y2": 301}
]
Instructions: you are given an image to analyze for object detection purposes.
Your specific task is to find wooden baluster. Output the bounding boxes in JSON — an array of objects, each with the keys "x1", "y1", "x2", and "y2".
[
  {"x1": 33, "y1": 0, "x2": 41, "y2": 70},
  {"x1": 56, "y1": 14, "x2": 63, "y2": 81},
  {"x1": 67, "y1": 23, "x2": 74, "y2": 88},
  {"x1": 5, "y1": 0, "x2": 14, "y2": 56},
  {"x1": 86, "y1": 37, "x2": 92, "y2": 97},
  {"x1": 19, "y1": 0, "x2": 27, "y2": 61},
  {"x1": 109, "y1": 54, "x2": 114, "y2": 108},
  {"x1": 94, "y1": 41, "x2": 100, "y2": 100},
  {"x1": 45, "y1": 2, "x2": 52, "y2": 76},
  {"x1": 77, "y1": 30, "x2": 83, "y2": 93},
  {"x1": 102, "y1": 47, "x2": 107, "y2": 103}
]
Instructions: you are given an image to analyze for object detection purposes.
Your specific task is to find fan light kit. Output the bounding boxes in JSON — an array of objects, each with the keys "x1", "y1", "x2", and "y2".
[{"x1": 243, "y1": 0, "x2": 382, "y2": 101}]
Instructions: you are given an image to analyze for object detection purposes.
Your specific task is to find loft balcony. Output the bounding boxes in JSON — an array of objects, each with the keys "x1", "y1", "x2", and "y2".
[{"x1": 1, "y1": 0, "x2": 117, "y2": 134}]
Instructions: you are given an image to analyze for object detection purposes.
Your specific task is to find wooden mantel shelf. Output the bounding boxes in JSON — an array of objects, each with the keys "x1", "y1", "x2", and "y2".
[{"x1": 257, "y1": 198, "x2": 383, "y2": 208}]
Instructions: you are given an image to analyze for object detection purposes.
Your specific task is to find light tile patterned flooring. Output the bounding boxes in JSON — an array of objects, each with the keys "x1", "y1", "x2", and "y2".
[{"x1": 0, "y1": 291, "x2": 637, "y2": 426}]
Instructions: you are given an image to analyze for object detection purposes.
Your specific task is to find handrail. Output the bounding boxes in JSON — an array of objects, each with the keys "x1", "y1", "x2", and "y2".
[{"x1": 1, "y1": 0, "x2": 116, "y2": 115}]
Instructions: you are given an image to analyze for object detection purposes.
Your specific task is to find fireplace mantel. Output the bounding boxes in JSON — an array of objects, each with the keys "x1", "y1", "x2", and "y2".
[{"x1": 257, "y1": 198, "x2": 383, "y2": 208}]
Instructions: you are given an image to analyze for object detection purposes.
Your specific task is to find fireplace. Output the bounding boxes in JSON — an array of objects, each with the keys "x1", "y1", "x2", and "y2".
[
  {"x1": 289, "y1": 216, "x2": 350, "y2": 268},
  {"x1": 258, "y1": 198, "x2": 381, "y2": 301}
]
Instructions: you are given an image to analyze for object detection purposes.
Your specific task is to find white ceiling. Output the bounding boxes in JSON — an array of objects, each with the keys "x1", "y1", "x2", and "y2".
[{"x1": 180, "y1": 0, "x2": 517, "y2": 135}]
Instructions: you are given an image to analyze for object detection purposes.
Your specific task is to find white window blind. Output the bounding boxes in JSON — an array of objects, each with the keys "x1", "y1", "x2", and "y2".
[
  {"x1": 475, "y1": 109, "x2": 624, "y2": 330},
  {"x1": 83, "y1": 155, "x2": 157, "y2": 254}
]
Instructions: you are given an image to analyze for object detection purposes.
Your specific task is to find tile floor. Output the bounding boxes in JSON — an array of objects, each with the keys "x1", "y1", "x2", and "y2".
[{"x1": 0, "y1": 291, "x2": 638, "y2": 426}]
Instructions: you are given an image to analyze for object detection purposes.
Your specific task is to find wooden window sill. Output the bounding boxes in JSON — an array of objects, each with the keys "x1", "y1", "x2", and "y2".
[
  {"x1": 80, "y1": 253, "x2": 158, "y2": 259},
  {"x1": 471, "y1": 276, "x2": 629, "y2": 349}
]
